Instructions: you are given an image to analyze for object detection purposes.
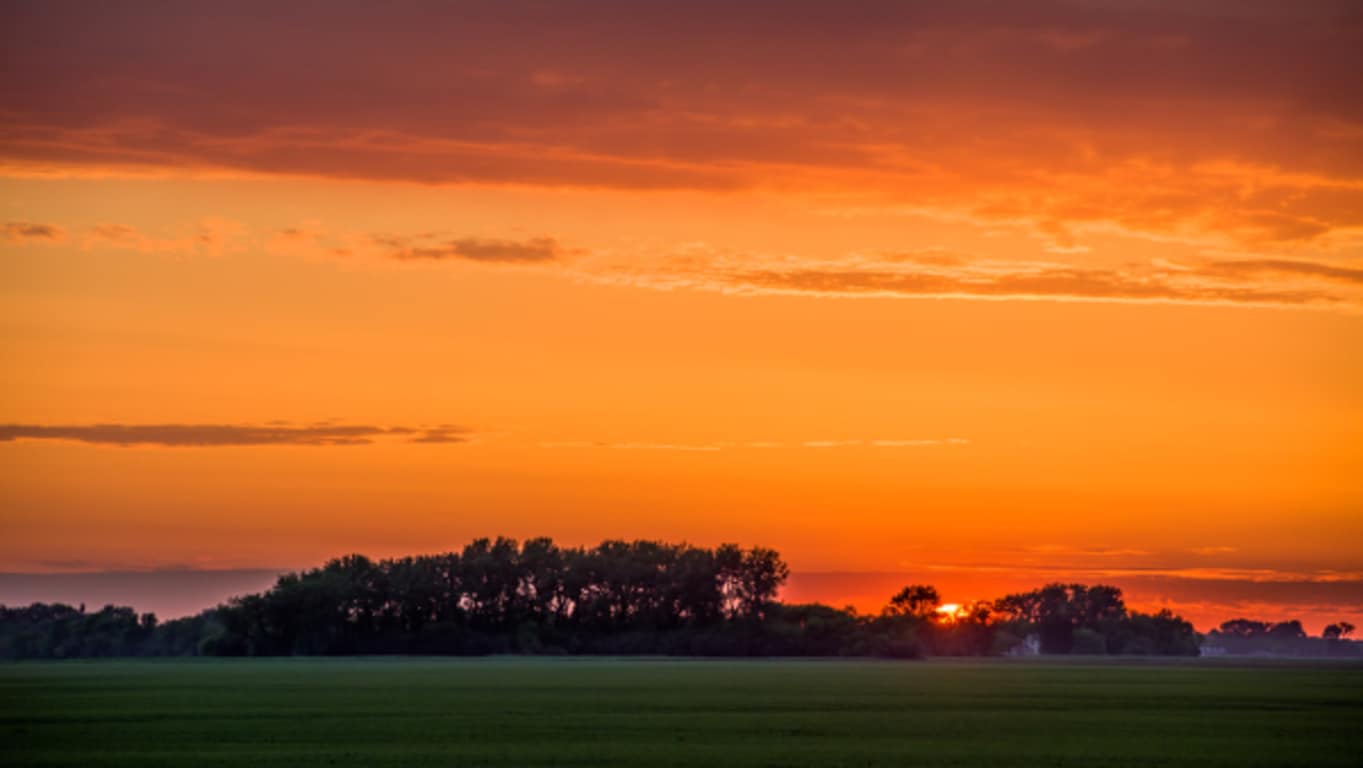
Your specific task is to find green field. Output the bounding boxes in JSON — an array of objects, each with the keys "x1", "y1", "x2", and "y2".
[{"x1": 2, "y1": 658, "x2": 1361, "y2": 767}]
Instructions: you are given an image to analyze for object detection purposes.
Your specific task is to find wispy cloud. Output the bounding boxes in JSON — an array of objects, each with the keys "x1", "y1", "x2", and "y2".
[
  {"x1": 81, "y1": 219, "x2": 246, "y2": 257},
  {"x1": 540, "y1": 438, "x2": 968, "y2": 451},
  {"x1": 376, "y1": 235, "x2": 563, "y2": 263},
  {"x1": 33, "y1": 215, "x2": 1363, "y2": 311},
  {"x1": 595, "y1": 249, "x2": 1363, "y2": 310},
  {"x1": 1190, "y1": 546, "x2": 1239, "y2": 556},
  {"x1": 3, "y1": 221, "x2": 64, "y2": 243},
  {"x1": 1204, "y1": 259, "x2": 1363, "y2": 286},
  {"x1": 0, "y1": 423, "x2": 473, "y2": 447},
  {"x1": 918, "y1": 561, "x2": 1363, "y2": 584},
  {"x1": 871, "y1": 438, "x2": 969, "y2": 447}
]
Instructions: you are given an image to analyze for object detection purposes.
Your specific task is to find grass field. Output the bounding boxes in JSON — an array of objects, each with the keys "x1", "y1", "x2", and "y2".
[{"x1": 2, "y1": 657, "x2": 1361, "y2": 767}]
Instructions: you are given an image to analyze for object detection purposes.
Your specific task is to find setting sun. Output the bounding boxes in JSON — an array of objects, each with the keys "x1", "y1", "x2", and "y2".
[{"x1": 935, "y1": 604, "x2": 964, "y2": 623}]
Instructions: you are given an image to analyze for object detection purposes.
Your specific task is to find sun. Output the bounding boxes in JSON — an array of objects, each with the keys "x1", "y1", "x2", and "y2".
[{"x1": 935, "y1": 603, "x2": 963, "y2": 622}]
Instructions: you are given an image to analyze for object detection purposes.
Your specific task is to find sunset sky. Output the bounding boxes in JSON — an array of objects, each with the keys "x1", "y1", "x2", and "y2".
[{"x1": 2, "y1": 1, "x2": 1361, "y2": 631}]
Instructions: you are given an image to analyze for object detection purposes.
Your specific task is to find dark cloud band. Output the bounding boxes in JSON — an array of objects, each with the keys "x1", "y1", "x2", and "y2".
[{"x1": 0, "y1": 423, "x2": 471, "y2": 447}]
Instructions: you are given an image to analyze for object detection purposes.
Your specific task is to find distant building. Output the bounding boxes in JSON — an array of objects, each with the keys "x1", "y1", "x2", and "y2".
[{"x1": 1006, "y1": 634, "x2": 1041, "y2": 656}]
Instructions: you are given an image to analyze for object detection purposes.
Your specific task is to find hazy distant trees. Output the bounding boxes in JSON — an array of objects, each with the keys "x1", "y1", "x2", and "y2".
[
  {"x1": 1207, "y1": 617, "x2": 1359, "y2": 657},
  {"x1": 0, "y1": 603, "x2": 164, "y2": 659},
  {"x1": 993, "y1": 584, "x2": 1130, "y2": 654},
  {"x1": 991, "y1": 583, "x2": 1198, "y2": 656},
  {"x1": 1323, "y1": 622, "x2": 1355, "y2": 641}
]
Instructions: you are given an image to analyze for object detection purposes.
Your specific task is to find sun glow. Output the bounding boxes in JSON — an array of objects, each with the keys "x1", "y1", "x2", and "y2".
[{"x1": 935, "y1": 603, "x2": 962, "y2": 621}]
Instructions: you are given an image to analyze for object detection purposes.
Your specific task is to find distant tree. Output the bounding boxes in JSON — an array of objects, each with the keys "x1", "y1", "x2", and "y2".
[
  {"x1": 1323, "y1": 621, "x2": 1355, "y2": 641},
  {"x1": 1073, "y1": 585, "x2": 1125, "y2": 627},
  {"x1": 885, "y1": 585, "x2": 940, "y2": 619},
  {"x1": 1268, "y1": 620, "x2": 1306, "y2": 640},
  {"x1": 737, "y1": 546, "x2": 790, "y2": 620},
  {"x1": 672, "y1": 546, "x2": 723, "y2": 625},
  {"x1": 1217, "y1": 618, "x2": 1271, "y2": 639}
]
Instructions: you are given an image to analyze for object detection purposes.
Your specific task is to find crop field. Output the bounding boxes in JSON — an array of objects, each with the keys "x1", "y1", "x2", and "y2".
[{"x1": 2, "y1": 657, "x2": 1361, "y2": 767}]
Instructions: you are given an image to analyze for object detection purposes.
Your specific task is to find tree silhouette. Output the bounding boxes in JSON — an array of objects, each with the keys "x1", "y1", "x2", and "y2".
[
  {"x1": 885, "y1": 585, "x2": 940, "y2": 618},
  {"x1": 1323, "y1": 621, "x2": 1356, "y2": 641},
  {"x1": 0, "y1": 538, "x2": 1270, "y2": 660}
]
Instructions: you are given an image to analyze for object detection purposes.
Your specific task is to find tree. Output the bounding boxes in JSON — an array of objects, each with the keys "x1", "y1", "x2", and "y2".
[
  {"x1": 1323, "y1": 621, "x2": 1355, "y2": 641},
  {"x1": 1268, "y1": 620, "x2": 1306, "y2": 640},
  {"x1": 1217, "y1": 618, "x2": 1270, "y2": 639},
  {"x1": 885, "y1": 585, "x2": 940, "y2": 619},
  {"x1": 737, "y1": 547, "x2": 789, "y2": 620}
]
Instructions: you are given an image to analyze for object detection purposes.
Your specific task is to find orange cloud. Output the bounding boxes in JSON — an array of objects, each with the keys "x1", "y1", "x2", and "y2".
[
  {"x1": 0, "y1": 423, "x2": 471, "y2": 447},
  {"x1": 596, "y1": 249, "x2": 1363, "y2": 309},
  {"x1": 3, "y1": 221, "x2": 64, "y2": 243},
  {"x1": 3, "y1": 2, "x2": 1360, "y2": 249},
  {"x1": 376, "y1": 235, "x2": 563, "y2": 263},
  {"x1": 80, "y1": 219, "x2": 246, "y2": 257}
]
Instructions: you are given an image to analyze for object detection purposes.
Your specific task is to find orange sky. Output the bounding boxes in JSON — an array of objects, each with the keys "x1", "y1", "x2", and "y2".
[{"x1": 2, "y1": 1, "x2": 1362, "y2": 631}]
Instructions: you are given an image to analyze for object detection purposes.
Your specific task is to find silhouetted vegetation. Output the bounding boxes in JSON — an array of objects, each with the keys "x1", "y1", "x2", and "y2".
[
  {"x1": 1205, "y1": 618, "x2": 1361, "y2": 657},
  {"x1": 989, "y1": 583, "x2": 1201, "y2": 655},
  {"x1": 3, "y1": 537, "x2": 1356, "y2": 660}
]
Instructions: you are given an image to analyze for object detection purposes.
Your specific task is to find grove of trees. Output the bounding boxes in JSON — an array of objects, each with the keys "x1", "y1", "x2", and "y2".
[
  {"x1": 1206, "y1": 617, "x2": 1359, "y2": 656},
  {"x1": 2, "y1": 537, "x2": 1355, "y2": 660}
]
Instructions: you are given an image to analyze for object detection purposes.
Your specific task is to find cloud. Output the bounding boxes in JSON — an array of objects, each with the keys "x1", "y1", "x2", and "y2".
[
  {"x1": 1205, "y1": 259, "x2": 1363, "y2": 286},
  {"x1": 25, "y1": 220, "x2": 567, "y2": 269},
  {"x1": 872, "y1": 438, "x2": 970, "y2": 447},
  {"x1": 610, "y1": 442, "x2": 724, "y2": 452},
  {"x1": 3, "y1": 221, "x2": 64, "y2": 243},
  {"x1": 2, "y1": 2, "x2": 1360, "y2": 247},
  {"x1": 918, "y1": 561, "x2": 1363, "y2": 584},
  {"x1": 539, "y1": 437, "x2": 967, "y2": 451},
  {"x1": 377, "y1": 235, "x2": 562, "y2": 263},
  {"x1": 0, "y1": 423, "x2": 471, "y2": 447},
  {"x1": 81, "y1": 219, "x2": 246, "y2": 257},
  {"x1": 600, "y1": 250, "x2": 1363, "y2": 309},
  {"x1": 41, "y1": 214, "x2": 1363, "y2": 310},
  {"x1": 720, "y1": 266, "x2": 1333, "y2": 307},
  {"x1": 1190, "y1": 546, "x2": 1239, "y2": 556},
  {"x1": 406, "y1": 426, "x2": 471, "y2": 444}
]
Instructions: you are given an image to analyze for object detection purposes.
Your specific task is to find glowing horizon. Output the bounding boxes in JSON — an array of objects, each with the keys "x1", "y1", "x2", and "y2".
[{"x1": 2, "y1": 1, "x2": 1361, "y2": 634}]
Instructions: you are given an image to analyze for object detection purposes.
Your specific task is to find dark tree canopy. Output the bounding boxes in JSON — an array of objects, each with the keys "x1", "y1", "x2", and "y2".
[
  {"x1": 991, "y1": 583, "x2": 1194, "y2": 655},
  {"x1": 3, "y1": 536, "x2": 1350, "y2": 661}
]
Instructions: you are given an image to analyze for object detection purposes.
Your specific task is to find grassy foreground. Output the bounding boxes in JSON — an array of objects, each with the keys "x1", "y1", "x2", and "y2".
[{"x1": 2, "y1": 657, "x2": 1361, "y2": 767}]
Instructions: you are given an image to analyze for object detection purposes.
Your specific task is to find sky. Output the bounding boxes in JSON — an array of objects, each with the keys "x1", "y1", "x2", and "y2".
[{"x1": 2, "y1": 1, "x2": 1361, "y2": 631}]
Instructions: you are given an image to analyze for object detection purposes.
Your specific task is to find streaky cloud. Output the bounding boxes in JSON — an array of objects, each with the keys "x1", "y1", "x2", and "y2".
[
  {"x1": 598, "y1": 250, "x2": 1363, "y2": 310},
  {"x1": 379, "y1": 235, "x2": 562, "y2": 263},
  {"x1": 0, "y1": 423, "x2": 471, "y2": 447},
  {"x1": 3, "y1": 2, "x2": 1360, "y2": 248},
  {"x1": 3, "y1": 221, "x2": 64, "y2": 242}
]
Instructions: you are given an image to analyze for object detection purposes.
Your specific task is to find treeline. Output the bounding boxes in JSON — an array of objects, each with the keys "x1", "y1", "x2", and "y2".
[
  {"x1": 0, "y1": 537, "x2": 1352, "y2": 660},
  {"x1": 1204, "y1": 618, "x2": 1359, "y2": 657},
  {"x1": 988, "y1": 583, "x2": 1202, "y2": 655}
]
